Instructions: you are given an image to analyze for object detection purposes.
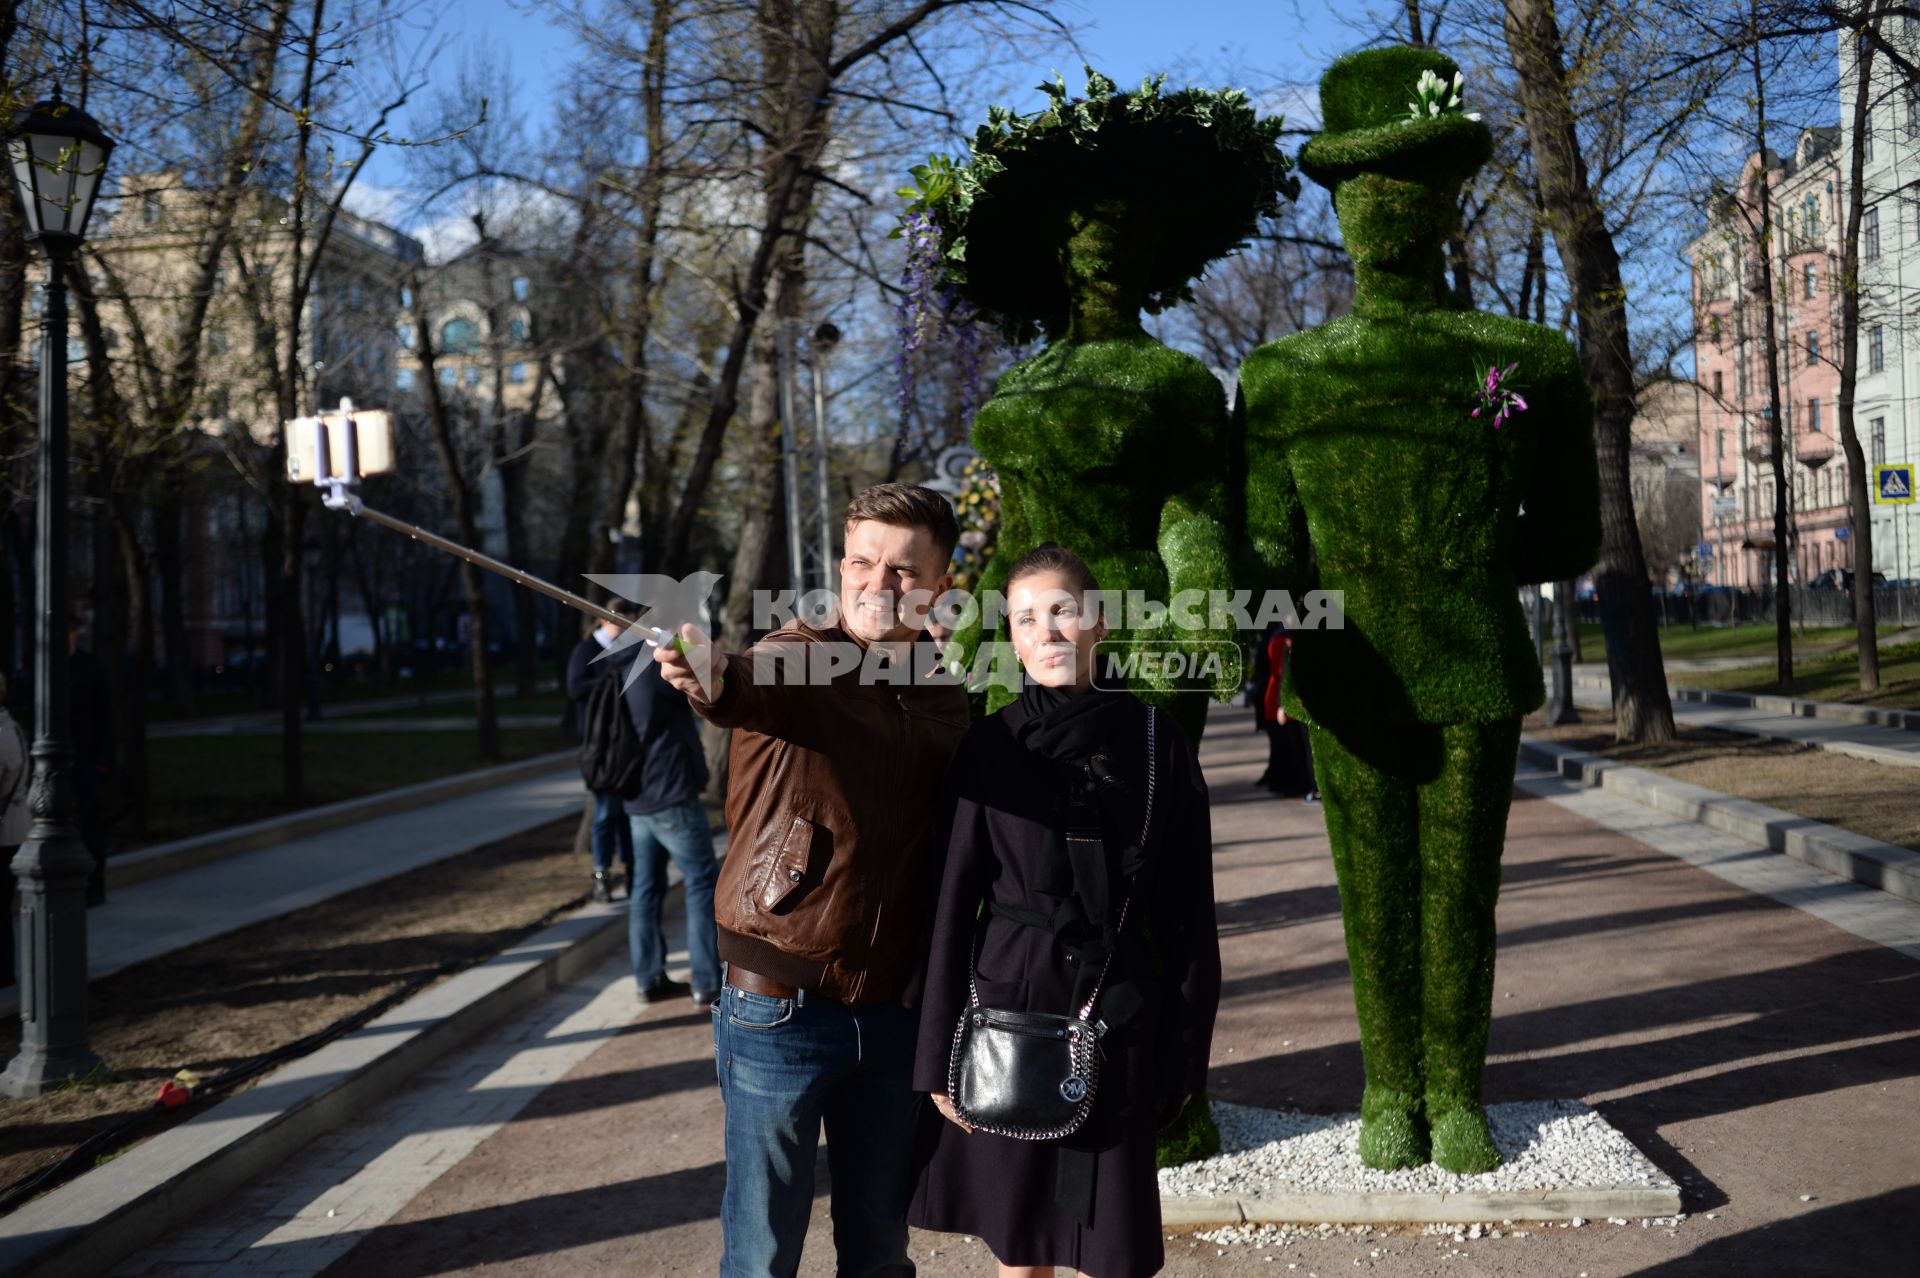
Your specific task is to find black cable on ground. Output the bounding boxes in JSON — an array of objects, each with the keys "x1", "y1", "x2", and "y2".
[{"x1": 0, "y1": 888, "x2": 595, "y2": 1217}]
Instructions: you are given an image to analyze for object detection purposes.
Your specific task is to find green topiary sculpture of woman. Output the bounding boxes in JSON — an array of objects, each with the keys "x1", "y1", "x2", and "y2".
[
  {"x1": 1238, "y1": 47, "x2": 1602, "y2": 1174},
  {"x1": 904, "y1": 69, "x2": 1299, "y2": 748}
]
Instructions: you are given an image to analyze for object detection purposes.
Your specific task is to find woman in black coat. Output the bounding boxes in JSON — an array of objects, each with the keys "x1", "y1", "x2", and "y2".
[{"x1": 910, "y1": 544, "x2": 1221, "y2": 1278}]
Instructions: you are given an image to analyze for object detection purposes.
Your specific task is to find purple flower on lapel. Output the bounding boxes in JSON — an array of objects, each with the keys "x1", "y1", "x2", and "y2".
[{"x1": 1471, "y1": 361, "x2": 1528, "y2": 429}]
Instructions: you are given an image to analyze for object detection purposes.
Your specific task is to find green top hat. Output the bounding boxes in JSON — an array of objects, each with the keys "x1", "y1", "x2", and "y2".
[
  {"x1": 900, "y1": 68, "x2": 1298, "y2": 344},
  {"x1": 1298, "y1": 46, "x2": 1493, "y2": 190}
]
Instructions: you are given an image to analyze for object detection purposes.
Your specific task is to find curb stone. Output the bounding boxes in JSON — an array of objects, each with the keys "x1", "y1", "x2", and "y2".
[
  {"x1": 1161, "y1": 1186, "x2": 1681, "y2": 1226},
  {"x1": 1517, "y1": 735, "x2": 1920, "y2": 904},
  {"x1": 1570, "y1": 672, "x2": 1920, "y2": 733},
  {"x1": 0, "y1": 901, "x2": 626, "y2": 1278}
]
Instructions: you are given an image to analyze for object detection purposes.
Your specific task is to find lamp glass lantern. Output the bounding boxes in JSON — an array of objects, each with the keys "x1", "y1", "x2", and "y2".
[{"x1": 7, "y1": 92, "x2": 115, "y2": 252}]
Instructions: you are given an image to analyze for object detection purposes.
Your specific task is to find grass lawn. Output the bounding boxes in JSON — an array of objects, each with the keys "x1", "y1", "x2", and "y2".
[
  {"x1": 146, "y1": 662, "x2": 561, "y2": 723},
  {"x1": 131, "y1": 726, "x2": 574, "y2": 847},
  {"x1": 1576, "y1": 622, "x2": 1859, "y2": 662},
  {"x1": 347, "y1": 691, "x2": 570, "y2": 722},
  {"x1": 1676, "y1": 641, "x2": 1920, "y2": 711}
]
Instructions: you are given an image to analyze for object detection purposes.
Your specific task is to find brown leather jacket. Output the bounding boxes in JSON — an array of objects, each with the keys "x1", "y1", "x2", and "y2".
[{"x1": 691, "y1": 620, "x2": 970, "y2": 1003}]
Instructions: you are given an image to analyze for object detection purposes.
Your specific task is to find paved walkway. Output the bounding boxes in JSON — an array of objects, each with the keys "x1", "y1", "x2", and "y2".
[
  {"x1": 0, "y1": 767, "x2": 588, "y2": 1018},
  {"x1": 1567, "y1": 681, "x2": 1920, "y2": 768},
  {"x1": 119, "y1": 707, "x2": 1920, "y2": 1277}
]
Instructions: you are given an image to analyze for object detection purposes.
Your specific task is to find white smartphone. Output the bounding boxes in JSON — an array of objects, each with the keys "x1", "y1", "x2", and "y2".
[{"x1": 286, "y1": 409, "x2": 395, "y2": 483}]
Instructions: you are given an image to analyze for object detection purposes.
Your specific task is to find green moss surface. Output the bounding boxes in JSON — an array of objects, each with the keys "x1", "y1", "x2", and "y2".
[
  {"x1": 948, "y1": 337, "x2": 1238, "y2": 744},
  {"x1": 1239, "y1": 42, "x2": 1603, "y2": 1174},
  {"x1": 1239, "y1": 309, "x2": 1600, "y2": 735}
]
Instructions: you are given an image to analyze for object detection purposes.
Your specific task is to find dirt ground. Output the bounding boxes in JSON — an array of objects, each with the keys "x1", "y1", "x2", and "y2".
[
  {"x1": 1522, "y1": 709, "x2": 1920, "y2": 852},
  {"x1": 0, "y1": 814, "x2": 589, "y2": 1205}
]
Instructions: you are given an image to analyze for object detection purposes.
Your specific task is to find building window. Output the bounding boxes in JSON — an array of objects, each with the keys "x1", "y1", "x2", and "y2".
[
  {"x1": 142, "y1": 196, "x2": 162, "y2": 225},
  {"x1": 400, "y1": 285, "x2": 414, "y2": 310},
  {"x1": 508, "y1": 317, "x2": 528, "y2": 343},
  {"x1": 439, "y1": 366, "x2": 456, "y2": 388},
  {"x1": 464, "y1": 365, "x2": 481, "y2": 387},
  {"x1": 440, "y1": 317, "x2": 479, "y2": 354},
  {"x1": 1713, "y1": 369, "x2": 1724, "y2": 399},
  {"x1": 208, "y1": 329, "x2": 228, "y2": 356},
  {"x1": 1866, "y1": 206, "x2": 1881, "y2": 260},
  {"x1": 511, "y1": 276, "x2": 530, "y2": 301},
  {"x1": 1806, "y1": 330, "x2": 1821, "y2": 366},
  {"x1": 1871, "y1": 323, "x2": 1885, "y2": 373},
  {"x1": 1865, "y1": 109, "x2": 1876, "y2": 162},
  {"x1": 395, "y1": 367, "x2": 415, "y2": 391},
  {"x1": 396, "y1": 322, "x2": 414, "y2": 349},
  {"x1": 1873, "y1": 416, "x2": 1887, "y2": 465},
  {"x1": 508, "y1": 362, "x2": 527, "y2": 384},
  {"x1": 1804, "y1": 196, "x2": 1819, "y2": 240},
  {"x1": 1909, "y1": 88, "x2": 1920, "y2": 136},
  {"x1": 1804, "y1": 263, "x2": 1817, "y2": 297},
  {"x1": 1809, "y1": 397, "x2": 1821, "y2": 432}
]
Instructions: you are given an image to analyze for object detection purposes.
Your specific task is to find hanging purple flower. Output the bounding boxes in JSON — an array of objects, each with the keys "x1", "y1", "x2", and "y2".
[{"x1": 1471, "y1": 361, "x2": 1529, "y2": 429}]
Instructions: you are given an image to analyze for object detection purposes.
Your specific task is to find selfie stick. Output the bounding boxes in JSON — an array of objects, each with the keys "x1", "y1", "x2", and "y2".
[{"x1": 298, "y1": 398, "x2": 687, "y2": 651}]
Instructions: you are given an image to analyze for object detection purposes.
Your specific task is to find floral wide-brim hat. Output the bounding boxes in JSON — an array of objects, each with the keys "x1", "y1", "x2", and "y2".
[
  {"x1": 900, "y1": 68, "x2": 1297, "y2": 343},
  {"x1": 1297, "y1": 46, "x2": 1494, "y2": 190}
]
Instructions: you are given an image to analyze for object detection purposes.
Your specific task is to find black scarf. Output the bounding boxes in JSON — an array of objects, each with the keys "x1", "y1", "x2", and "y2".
[{"x1": 1013, "y1": 680, "x2": 1153, "y2": 917}]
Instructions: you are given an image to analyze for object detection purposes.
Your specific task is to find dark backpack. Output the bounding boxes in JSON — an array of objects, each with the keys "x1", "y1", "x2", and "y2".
[{"x1": 578, "y1": 666, "x2": 645, "y2": 797}]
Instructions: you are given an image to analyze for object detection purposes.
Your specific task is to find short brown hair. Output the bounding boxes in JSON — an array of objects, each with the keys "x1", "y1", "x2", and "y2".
[
  {"x1": 843, "y1": 482, "x2": 960, "y2": 565},
  {"x1": 1005, "y1": 541, "x2": 1101, "y2": 597}
]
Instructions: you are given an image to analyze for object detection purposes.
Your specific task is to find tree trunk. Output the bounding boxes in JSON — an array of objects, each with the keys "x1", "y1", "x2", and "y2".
[
  {"x1": 1503, "y1": 0, "x2": 1676, "y2": 744},
  {"x1": 412, "y1": 282, "x2": 501, "y2": 760},
  {"x1": 1836, "y1": 1, "x2": 1881, "y2": 690},
  {"x1": 113, "y1": 507, "x2": 154, "y2": 839},
  {"x1": 1743, "y1": 28, "x2": 1793, "y2": 688},
  {"x1": 154, "y1": 494, "x2": 194, "y2": 715}
]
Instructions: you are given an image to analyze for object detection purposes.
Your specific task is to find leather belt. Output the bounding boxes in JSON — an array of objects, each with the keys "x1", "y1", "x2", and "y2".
[{"x1": 726, "y1": 965, "x2": 802, "y2": 1000}]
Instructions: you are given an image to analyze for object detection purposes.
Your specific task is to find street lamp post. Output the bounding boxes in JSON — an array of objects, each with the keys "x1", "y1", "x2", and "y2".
[{"x1": 3, "y1": 91, "x2": 114, "y2": 1098}]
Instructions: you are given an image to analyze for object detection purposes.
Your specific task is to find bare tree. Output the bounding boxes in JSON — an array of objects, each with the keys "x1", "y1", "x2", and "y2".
[{"x1": 1503, "y1": 0, "x2": 1679, "y2": 742}]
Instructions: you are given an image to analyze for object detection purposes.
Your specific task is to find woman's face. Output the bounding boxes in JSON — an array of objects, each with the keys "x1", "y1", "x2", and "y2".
[{"x1": 1008, "y1": 569, "x2": 1106, "y2": 690}]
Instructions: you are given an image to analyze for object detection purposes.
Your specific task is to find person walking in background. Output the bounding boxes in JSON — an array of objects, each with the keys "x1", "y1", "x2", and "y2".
[
  {"x1": 0, "y1": 673, "x2": 30, "y2": 988},
  {"x1": 1262, "y1": 623, "x2": 1318, "y2": 802},
  {"x1": 621, "y1": 648, "x2": 721, "y2": 1008},
  {"x1": 567, "y1": 600, "x2": 640, "y2": 902}
]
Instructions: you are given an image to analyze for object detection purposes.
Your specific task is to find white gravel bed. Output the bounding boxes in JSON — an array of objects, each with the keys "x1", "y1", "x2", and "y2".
[{"x1": 1159, "y1": 1098, "x2": 1677, "y2": 1200}]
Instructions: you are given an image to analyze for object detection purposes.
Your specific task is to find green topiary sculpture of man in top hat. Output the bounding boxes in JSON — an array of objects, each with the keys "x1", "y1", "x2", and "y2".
[
  {"x1": 1237, "y1": 46, "x2": 1601, "y2": 1174},
  {"x1": 905, "y1": 69, "x2": 1298, "y2": 747}
]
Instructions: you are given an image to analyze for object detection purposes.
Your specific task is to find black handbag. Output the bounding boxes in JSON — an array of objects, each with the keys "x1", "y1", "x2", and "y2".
[{"x1": 946, "y1": 707, "x2": 1157, "y2": 1141}]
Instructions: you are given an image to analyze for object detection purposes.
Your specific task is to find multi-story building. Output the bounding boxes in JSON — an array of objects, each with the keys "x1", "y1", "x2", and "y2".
[
  {"x1": 1628, "y1": 379, "x2": 1702, "y2": 584},
  {"x1": 1690, "y1": 128, "x2": 1854, "y2": 589},
  {"x1": 1839, "y1": 20, "x2": 1920, "y2": 583},
  {"x1": 86, "y1": 173, "x2": 424, "y2": 669}
]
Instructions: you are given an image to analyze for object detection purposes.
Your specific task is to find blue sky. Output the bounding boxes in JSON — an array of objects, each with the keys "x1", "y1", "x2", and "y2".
[{"x1": 360, "y1": 0, "x2": 1374, "y2": 202}]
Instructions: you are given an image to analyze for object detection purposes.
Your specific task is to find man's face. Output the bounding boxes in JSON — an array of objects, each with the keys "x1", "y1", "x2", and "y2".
[{"x1": 840, "y1": 520, "x2": 953, "y2": 646}]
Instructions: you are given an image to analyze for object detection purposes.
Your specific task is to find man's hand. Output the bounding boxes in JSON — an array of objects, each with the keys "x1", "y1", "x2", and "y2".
[
  {"x1": 930, "y1": 1091, "x2": 974, "y2": 1134},
  {"x1": 653, "y1": 622, "x2": 727, "y2": 703}
]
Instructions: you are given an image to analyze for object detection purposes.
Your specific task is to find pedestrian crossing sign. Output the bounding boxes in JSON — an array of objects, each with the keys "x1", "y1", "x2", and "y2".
[{"x1": 1877, "y1": 464, "x2": 1915, "y2": 504}]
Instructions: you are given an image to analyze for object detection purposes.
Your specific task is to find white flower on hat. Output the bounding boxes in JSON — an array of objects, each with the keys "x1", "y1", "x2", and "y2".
[{"x1": 1408, "y1": 67, "x2": 1482, "y2": 124}]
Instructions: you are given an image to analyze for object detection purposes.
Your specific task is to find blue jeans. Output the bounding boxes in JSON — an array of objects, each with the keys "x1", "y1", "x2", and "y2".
[
  {"x1": 590, "y1": 791, "x2": 635, "y2": 874},
  {"x1": 713, "y1": 983, "x2": 921, "y2": 1278},
  {"x1": 627, "y1": 800, "x2": 720, "y2": 993}
]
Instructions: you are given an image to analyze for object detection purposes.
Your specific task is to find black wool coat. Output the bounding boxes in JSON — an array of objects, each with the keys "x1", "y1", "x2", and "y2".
[{"x1": 908, "y1": 694, "x2": 1220, "y2": 1278}]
